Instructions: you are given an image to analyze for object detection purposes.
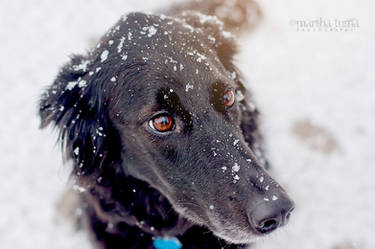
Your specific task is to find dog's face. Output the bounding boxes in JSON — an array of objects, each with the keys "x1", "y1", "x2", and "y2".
[{"x1": 40, "y1": 12, "x2": 293, "y2": 244}]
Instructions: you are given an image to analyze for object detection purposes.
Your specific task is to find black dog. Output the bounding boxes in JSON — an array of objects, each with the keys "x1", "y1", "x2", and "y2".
[{"x1": 39, "y1": 1, "x2": 294, "y2": 248}]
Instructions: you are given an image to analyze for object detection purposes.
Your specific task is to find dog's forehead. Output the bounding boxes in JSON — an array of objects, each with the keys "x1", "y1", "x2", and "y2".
[
  {"x1": 115, "y1": 14, "x2": 234, "y2": 89},
  {"x1": 102, "y1": 12, "x2": 235, "y2": 86},
  {"x1": 116, "y1": 12, "x2": 219, "y2": 55}
]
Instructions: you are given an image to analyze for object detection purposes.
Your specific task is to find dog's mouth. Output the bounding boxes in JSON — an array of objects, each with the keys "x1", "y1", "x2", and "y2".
[
  {"x1": 207, "y1": 216, "x2": 260, "y2": 244},
  {"x1": 170, "y1": 200, "x2": 274, "y2": 244}
]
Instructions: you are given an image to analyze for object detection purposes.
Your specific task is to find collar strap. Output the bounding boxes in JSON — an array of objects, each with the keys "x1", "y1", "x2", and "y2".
[{"x1": 153, "y1": 237, "x2": 182, "y2": 249}]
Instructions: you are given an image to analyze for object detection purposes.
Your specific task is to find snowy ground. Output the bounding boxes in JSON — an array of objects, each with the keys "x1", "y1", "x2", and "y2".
[{"x1": 1, "y1": 0, "x2": 374, "y2": 248}]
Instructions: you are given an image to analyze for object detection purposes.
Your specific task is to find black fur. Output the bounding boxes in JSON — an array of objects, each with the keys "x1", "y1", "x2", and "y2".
[{"x1": 40, "y1": 1, "x2": 292, "y2": 248}]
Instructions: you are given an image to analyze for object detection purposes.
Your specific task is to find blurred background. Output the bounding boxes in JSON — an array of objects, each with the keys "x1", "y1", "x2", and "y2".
[{"x1": 0, "y1": 0, "x2": 374, "y2": 248}]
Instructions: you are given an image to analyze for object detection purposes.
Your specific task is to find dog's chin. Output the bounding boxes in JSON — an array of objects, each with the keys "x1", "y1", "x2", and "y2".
[
  {"x1": 211, "y1": 227, "x2": 263, "y2": 244},
  {"x1": 171, "y1": 203, "x2": 264, "y2": 244},
  {"x1": 206, "y1": 216, "x2": 266, "y2": 245}
]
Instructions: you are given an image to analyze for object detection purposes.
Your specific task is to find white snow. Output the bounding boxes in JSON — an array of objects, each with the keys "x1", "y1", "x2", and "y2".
[
  {"x1": 196, "y1": 52, "x2": 207, "y2": 63},
  {"x1": 185, "y1": 82, "x2": 194, "y2": 92},
  {"x1": 117, "y1": 36, "x2": 125, "y2": 53},
  {"x1": 128, "y1": 32, "x2": 133, "y2": 41},
  {"x1": 143, "y1": 25, "x2": 157, "y2": 37},
  {"x1": 66, "y1": 81, "x2": 77, "y2": 90},
  {"x1": 100, "y1": 50, "x2": 109, "y2": 62},
  {"x1": 73, "y1": 147, "x2": 79, "y2": 156},
  {"x1": 97, "y1": 177, "x2": 103, "y2": 183},
  {"x1": 232, "y1": 163, "x2": 241, "y2": 172},
  {"x1": 72, "y1": 59, "x2": 90, "y2": 72},
  {"x1": 259, "y1": 176, "x2": 264, "y2": 183},
  {"x1": 1, "y1": 0, "x2": 374, "y2": 249},
  {"x1": 78, "y1": 80, "x2": 87, "y2": 88},
  {"x1": 121, "y1": 53, "x2": 128, "y2": 61}
]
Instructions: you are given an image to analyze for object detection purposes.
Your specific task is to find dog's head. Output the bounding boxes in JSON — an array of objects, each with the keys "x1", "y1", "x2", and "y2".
[{"x1": 40, "y1": 12, "x2": 293, "y2": 244}]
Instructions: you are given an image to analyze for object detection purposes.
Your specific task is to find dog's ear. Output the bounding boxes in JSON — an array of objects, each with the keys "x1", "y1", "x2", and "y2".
[{"x1": 39, "y1": 55, "x2": 121, "y2": 176}]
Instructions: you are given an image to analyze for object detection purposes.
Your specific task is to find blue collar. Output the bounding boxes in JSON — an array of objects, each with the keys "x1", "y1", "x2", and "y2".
[{"x1": 153, "y1": 237, "x2": 182, "y2": 249}]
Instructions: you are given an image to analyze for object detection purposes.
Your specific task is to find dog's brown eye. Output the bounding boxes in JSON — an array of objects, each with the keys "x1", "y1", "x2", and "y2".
[
  {"x1": 223, "y1": 90, "x2": 235, "y2": 107},
  {"x1": 150, "y1": 115, "x2": 174, "y2": 132}
]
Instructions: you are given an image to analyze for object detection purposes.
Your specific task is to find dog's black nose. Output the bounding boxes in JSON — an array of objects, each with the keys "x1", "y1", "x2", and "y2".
[{"x1": 249, "y1": 197, "x2": 294, "y2": 234}]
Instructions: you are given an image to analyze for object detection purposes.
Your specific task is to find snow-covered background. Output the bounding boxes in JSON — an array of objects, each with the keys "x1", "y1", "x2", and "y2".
[{"x1": 1, "y1": 0, "x2": 374, "y2": 248}]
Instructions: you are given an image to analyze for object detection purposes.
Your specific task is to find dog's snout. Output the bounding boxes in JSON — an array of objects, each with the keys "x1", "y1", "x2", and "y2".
[{"x1": 248, "y1": 195, "x2": 294, "y2": 234}]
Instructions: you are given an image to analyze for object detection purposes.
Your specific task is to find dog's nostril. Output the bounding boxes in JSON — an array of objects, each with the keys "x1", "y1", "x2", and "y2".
[{"x1": 257, "y1": 218, "x2": 279, "y2": 234}]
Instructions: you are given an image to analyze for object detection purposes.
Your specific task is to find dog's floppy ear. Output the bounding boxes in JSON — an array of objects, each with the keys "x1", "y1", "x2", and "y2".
[{"x1": 39, "y1": 55, "x2": 121, "y2": 176}]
